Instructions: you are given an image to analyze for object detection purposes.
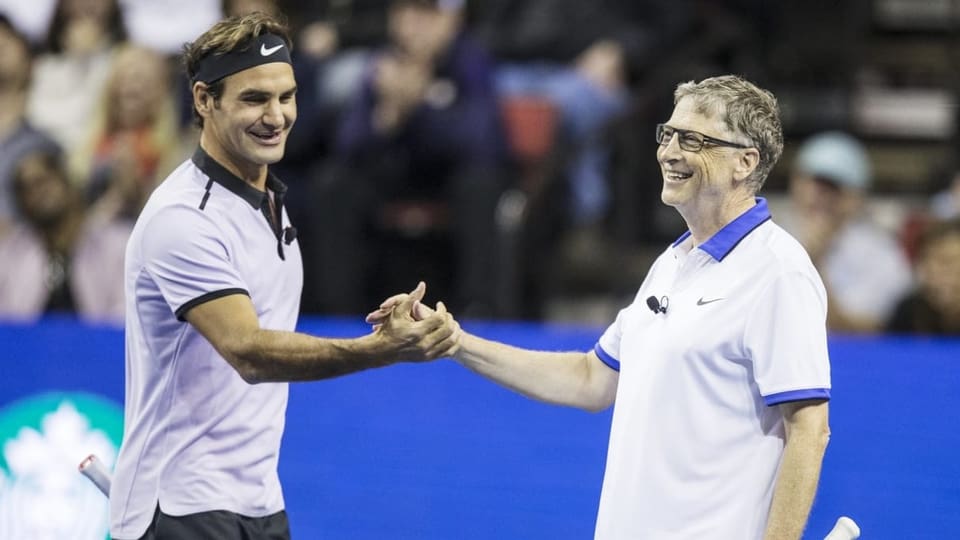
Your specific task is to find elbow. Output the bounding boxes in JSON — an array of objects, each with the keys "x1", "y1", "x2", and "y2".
[
  {"x1": 220, "y1": 337, "x2": 268, "y2": 384},
  {"x1": 578, "y1": 391, "x2": 616, "y2": 414},
  {"x1": 229, "y1": 353, "x2": 266, "y2": 384},
  {"x1": 581, "y1": 400, "x2": 613, "y2": 414},
  {"x1": 235, "y1": 363, "x2": 266, "y2": 385}
]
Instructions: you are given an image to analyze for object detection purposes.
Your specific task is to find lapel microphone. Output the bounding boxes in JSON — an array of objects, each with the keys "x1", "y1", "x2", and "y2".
[
  {"x1": 646, "y1": 295, "x2": 669, "y2": 314},
  {"x1": 283, "y1": 226, "x2": 297, "y2": 245}
]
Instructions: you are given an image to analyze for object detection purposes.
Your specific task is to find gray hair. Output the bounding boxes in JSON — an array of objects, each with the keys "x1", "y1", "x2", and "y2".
[{"x1": 674, "y1": 75, "x2": 783, "y2": 191}]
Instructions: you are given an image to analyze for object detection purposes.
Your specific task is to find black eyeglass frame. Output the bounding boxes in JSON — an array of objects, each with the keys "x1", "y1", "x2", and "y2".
[{"x1": 655, "y1": 123, "x2": 751, "y2": 152}]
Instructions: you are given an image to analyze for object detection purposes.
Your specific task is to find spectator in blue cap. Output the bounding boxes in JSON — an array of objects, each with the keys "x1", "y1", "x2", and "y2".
[{"x1": 779, "y1": 131, "x2": 912, "y2": 333}]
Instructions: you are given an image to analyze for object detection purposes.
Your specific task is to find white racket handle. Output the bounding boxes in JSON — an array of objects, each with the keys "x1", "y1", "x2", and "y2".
[
  {"x1": 824, "y1": 516, "x2": 860, "y2": 540},
  {"x1": 78, "y1": 454, "x2": 112, "y2": 497}
]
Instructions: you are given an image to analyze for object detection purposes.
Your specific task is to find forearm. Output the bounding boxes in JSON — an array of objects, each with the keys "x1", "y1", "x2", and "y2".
[
  {"x1": 454, "y1": 333, "x2": 613, "y2": 411},
  {"x1": 764, "y1": 417, "x2": 830, "y2": 539},
  {"x1": 225, "y1": 329, "x2": 390, "y2": 383}
]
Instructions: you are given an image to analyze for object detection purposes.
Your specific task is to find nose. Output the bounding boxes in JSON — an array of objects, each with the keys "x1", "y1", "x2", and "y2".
[
  {"x1": 262, "y1": 99, "x2": 284, "y2": 128},
  {"x1": 657, "y1": 133, "x2": 682, "y2": 163}
]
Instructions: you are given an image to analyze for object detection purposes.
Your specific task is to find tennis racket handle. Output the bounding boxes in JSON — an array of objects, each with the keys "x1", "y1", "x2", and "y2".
[
  {"x1": 78, "y1": 454, "x2": 112, "y2": 497},
  {"x1": 824, "y1": 516, "x2": 860, "y2": 540}
]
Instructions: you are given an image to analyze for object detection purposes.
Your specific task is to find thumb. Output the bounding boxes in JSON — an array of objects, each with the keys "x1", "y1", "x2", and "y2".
[{"x1": 396, "y1": 281, "x2": 426, "y2": 314}]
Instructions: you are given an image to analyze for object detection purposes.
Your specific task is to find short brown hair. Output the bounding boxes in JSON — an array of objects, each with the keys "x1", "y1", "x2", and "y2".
[
  {"x1": 674, "y1": 75, "x2": 784, "y2": 192},
  {"x1": 182, "y1": 12, "x2": 292, "y2": 127}
]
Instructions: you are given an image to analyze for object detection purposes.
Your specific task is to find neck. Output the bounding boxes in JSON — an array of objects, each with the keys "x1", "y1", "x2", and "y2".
[
  {"x1": 680, "y1": 192, "x2": 756, "y2": 246},
  {"x1": 199, "y1": 133, "x2": 268, "y2": 190}
]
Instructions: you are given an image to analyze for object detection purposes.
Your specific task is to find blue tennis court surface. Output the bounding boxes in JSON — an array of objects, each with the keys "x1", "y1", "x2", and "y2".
[{"x1": 1, "y1": 317, "x2": 958, "y2": 538}]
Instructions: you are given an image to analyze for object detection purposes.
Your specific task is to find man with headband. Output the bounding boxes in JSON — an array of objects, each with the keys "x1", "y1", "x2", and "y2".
[{"x1": 110, "y1": 13, "x2": 461, "y2": 540}]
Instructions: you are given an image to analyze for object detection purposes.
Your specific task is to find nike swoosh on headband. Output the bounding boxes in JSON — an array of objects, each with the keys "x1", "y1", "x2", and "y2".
[{"x1": 261, "y1": 43, "x2": 283, "y2": 56}]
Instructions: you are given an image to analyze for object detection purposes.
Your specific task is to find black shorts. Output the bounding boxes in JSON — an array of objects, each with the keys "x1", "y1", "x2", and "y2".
[{"x1": 137, "y1": 505, "x2": 290, "y2": 540}]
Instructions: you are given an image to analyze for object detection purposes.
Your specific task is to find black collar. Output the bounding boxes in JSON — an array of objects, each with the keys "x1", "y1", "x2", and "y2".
[{"x1": 191, "y1": 147, "x2": 288, "y2": 208}]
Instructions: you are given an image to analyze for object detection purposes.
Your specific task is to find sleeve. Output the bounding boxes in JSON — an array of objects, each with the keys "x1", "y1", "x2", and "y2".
[
  {"x1": 595, "y1": 302, "x2": 633, "y2": 372},
  {"x1": 595, "y1": 249, "x2": 671, "y2": 372},
  {"x1": 744, "y1": 269, "x2": 832, "y2": 406},
  {"x1": 140, "y1": 205, "x2": 248, "y2": 320}
]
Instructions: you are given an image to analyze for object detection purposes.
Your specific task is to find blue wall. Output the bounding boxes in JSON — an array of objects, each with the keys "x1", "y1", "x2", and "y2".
[{"x1": 1, "y1": 317, "x2": 958, "y2": 539}]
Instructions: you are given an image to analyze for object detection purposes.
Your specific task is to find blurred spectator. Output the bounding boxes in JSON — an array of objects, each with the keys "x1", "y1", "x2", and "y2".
[
  {"x1": 930, "y1": 165, "x2": 960, "y2": 220},
  {"x1": 0, "y1": 148, "x2": 129, "y2": 324},
  {"x1": 279, "y1": 0, "x2": 388, "y2": 58},
  {"x1": 70, "y1": 44, "x2": 183, "y2": 215},
  {"x1": 779, "y1": 131, "x2": 913, "y2": 333},
  {"x1": 0, "y1": 16, "x2": 61, "y2": 231},
  {"x1": 119, "y1": 0, "x2": 220, "y2": 55},
  {"x1": 887, "y1": 218, "x2": 960, "y2": 335},
  {"x1": 26, "y1": 0, "x2": 127, "y2": 153},
  {"x1": 0, "y1": 0, "x2": 57, "y2": 44},
  {"x1": 306, "y1": 0, "x2": 508, "y2": 316},
  {"x1": 469, "y1": 0, "x2": 654, "y2": 226}
]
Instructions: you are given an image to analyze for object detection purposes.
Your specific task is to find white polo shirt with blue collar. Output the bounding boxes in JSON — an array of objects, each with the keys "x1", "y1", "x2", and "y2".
[
  {"x1": 111, "y1": 148, "x2": 303, "y2": 539},
  {"x1": 593, "y1": 198, "x2": 830, "y2": 540}
]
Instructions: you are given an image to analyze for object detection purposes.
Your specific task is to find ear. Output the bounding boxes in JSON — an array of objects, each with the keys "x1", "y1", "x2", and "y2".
[
  {"x1": 732, "y1": 147, "x2": 760, "y2": 183},
  {"x1": 192, "y1": 81, "x2": 213, "y2": 120}
]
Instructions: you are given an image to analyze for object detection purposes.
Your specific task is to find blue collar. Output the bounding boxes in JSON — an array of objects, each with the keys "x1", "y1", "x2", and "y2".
[{"x1": 671, "y1": 198, "x2": 772, "y2": 261}]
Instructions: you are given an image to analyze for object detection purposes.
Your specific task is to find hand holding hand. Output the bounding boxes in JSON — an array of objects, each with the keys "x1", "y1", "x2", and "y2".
[
  {"x1": 365, "y1": 289, "x2": 434, "y2": 326},
  {"x1": 372, "y1": 282, "x2": 461, "y2": 362}
]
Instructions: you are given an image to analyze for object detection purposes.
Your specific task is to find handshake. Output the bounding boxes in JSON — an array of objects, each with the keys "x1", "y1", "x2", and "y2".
[{"x1": 362, "y1": 281, "x2": 466, "y2": 364}]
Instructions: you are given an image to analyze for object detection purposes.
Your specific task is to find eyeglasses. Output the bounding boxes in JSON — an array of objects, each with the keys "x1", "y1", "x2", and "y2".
[{"x1": 656, "y1": 123, "x2": 750, "y2": 152}]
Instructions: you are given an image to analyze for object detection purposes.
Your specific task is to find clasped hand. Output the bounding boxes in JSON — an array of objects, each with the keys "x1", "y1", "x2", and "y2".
[{"x1": 369, "y1": 282, "x2": 462, "y2": 362}]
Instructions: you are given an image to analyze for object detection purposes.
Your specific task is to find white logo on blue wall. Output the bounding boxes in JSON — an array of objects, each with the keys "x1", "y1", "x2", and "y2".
[{"x1": 0, "y1": 393, "x2": 122, "y2": 540}]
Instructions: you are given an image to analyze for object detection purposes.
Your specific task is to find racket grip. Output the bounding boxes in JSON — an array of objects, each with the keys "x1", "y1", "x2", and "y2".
[
  {"x1": 824, "y1": 516, "x2": 860, "y2": 540},
  {"x1": 78, "y1": 454, "x2": 112, "y2": 497}
]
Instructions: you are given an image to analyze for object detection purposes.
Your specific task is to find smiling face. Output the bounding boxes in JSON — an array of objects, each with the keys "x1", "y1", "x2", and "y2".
[
  {"x1": 657, "y1": 96, "x2": 758, "y2": 228},
  {"x1": 195, "y1": 62, "x2": 297, "y2": 184}
]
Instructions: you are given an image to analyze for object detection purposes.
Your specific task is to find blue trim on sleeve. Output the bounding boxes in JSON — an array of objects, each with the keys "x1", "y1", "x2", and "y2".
[
  {"x1": 763, "y1": 388, "x2": 831, "y2": 406},
  {"x1": 593, "y1": 343, "x2": 620, "y2": 372}
]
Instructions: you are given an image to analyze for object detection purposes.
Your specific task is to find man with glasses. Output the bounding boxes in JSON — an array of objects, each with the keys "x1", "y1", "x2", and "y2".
[{"x1": 372, "y1": 74, "x2": 831, "y2": 539}]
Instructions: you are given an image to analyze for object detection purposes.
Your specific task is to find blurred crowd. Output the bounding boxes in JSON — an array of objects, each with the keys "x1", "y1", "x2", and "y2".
[{"x1": 0, "y1": 0, "x2": 958, "y2": 335}]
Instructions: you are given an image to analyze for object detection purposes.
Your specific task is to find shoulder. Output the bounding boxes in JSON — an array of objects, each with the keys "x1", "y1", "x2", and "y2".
[
  {"x1": 134, "y1": 163, "x2": 230, "y2": 249},
  {"x1": 745, "y1": 220, "x2": 816, "y2": 271},
  {"x1": 733, "y1": 221, "x2": 826, "y2": 300}
]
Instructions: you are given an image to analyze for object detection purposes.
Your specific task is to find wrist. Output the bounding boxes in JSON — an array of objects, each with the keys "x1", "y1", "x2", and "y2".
[{"x1": 347, "y1": 333, "x2": 395, "y2": 367}]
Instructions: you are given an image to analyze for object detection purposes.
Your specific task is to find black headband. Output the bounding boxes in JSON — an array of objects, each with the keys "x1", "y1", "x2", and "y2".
[{"x1": 193, "y1": 33, "x2": 291, "y2": 84}]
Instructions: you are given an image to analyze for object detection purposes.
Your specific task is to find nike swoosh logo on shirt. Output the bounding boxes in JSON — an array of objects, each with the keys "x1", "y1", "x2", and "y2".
[
  {"x1": 260, "y1": 43, "x2": 283, "y2": 56},
  {"x1": 696, "y1": 297, "x2": 724, "y2": 306}
]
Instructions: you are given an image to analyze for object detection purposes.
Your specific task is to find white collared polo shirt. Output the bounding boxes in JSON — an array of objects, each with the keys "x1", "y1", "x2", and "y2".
[
  {"x1": 593, "y1": 198, "x2": 830, "y2": 540},
  {"x1": 111, "y1": 148, "x2": 303, "y2": 539}
]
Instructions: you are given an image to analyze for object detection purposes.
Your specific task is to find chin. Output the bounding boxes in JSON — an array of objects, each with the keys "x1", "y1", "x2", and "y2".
[
  {"x1": 661, "y1": 186, "x2": 682, "y2": 208},
  {"x1": 251, "y1": 146, "x2": 286, "y2": 165}
]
